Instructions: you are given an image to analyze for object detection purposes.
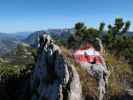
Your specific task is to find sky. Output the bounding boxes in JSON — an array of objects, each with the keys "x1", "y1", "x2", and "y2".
[{"x1": 0, "y1": 0, "x2": 133, "y2": 33}]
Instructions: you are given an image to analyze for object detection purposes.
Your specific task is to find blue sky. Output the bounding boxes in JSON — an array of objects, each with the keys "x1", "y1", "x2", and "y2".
[{"x1": 0, "y1": 0, "x2": 133, "y2": 32}]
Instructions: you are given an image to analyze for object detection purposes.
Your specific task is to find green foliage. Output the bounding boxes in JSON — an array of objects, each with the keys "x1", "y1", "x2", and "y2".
[
  {"x1": 99, "y1": 22, "x2": 105, "y2": 34},
  {"x1": 101, "y1": 18, "x2": 133, "y2": 63},
  {"x1": 105, "y1": 17, "x2": 131, "y2": 41},
  {"x1": 0, "y1": 43, "x2": 36, "y2": 77},
  {"x1": 113, "y1": 18, "x2": 130, "y2": 37},
  {"x1": 104, "y1": 18, "x2": 131, "y2": 49},
  {"x1": 75, "y1": 22, "x2": 86, "y2": 36},
  {"x1": 83, "y1": 28, "x2": 99, "y2": 40},
  {"x1": 65, "y1": 18, "x2": 133, "y2": 98},
  {"x1": 105, "y1": 35, "x2": 133, "y2": 63},
  {"x1": 75, "y1": 22, "x2": 85, "y2": 30},
  {"x1": 0, "y1": 63, "x2": 33, "y2": 77},
  {"x1": 68, "y1": 22, "x2": 104, "y2": 49},
  {"x1": 67, "y1": 18, "x2": 132, "y2": 62}
]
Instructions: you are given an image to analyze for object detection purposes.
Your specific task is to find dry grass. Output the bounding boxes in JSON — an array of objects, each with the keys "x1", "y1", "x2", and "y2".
[
  {"x1": 105, "y1": 54, "x2": 132, "y2": 96},
  {"x1": 61, "y1": 47, "x2": 132, "y2": 98},
  {"x1": 61, "y1": 46, "x2": 99, "y2": 98}
]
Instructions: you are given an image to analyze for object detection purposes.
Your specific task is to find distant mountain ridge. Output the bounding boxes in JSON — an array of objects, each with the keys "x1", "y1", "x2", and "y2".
[
  {"x1": 0, "y1": 32, "x2": 31, "y2": 56},
  {"x1": 24, "y1": 28, "x2": 74, "y2": 47},
  {"x1": 0, "y1": 29, "x2": 73, "y2": 55},
  {"x1": 0, "y1": 30, "x2": 132, "y2": 56}
]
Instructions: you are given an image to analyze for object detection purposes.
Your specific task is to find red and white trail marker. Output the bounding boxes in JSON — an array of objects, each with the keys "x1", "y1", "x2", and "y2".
[{"x1": 74, "y1": 44, "x2": 103, "y2": 64}]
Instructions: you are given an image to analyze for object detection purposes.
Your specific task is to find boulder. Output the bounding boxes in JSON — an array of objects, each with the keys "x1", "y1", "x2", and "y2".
[{"x1": 73, "y1": 38, "x2": 109, "y2": 100}]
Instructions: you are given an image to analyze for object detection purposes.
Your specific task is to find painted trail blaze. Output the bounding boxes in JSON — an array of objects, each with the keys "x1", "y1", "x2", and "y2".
[{"x1": 74, "y1": 46, "x2": 103, "y2": 64}]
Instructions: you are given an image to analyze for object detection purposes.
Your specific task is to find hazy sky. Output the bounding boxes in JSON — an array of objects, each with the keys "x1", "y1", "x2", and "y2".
[{"x1": 0, "y1": 0, "x2": 133, "y2": 32}]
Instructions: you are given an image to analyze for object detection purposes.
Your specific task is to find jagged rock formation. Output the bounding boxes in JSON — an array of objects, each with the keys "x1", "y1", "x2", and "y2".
[
  {"x1": 74, "y1": 38, "x2": 109, "y2": 100},
  {"x1": 31, "y1": 34, "x2": 82, "y2": 100}
]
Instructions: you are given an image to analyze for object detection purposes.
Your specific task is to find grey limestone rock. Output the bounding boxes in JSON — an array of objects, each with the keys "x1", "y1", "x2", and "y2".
[{"x1": 31, "y1": 34, "x2": 82, "y2": 100}]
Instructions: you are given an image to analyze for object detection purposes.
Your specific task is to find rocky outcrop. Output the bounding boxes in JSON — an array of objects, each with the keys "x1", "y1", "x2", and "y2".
[
  {"x1": 74, "y1": 38, "x2": 110, "y2": 100},
  {"x1": 79, "y1": 62, "x2": 109, "y2": 100},
  {"x1": 31, "y1": 34, "x2": 82, "y2": 100}
]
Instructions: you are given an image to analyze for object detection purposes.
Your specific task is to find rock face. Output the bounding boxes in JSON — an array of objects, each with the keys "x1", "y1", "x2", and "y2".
[
  {"x1": 77, "y1": 62, "x2": 109, "y2": 100},
  {"x1": 74, "y1": 38, "x2": 109, "y2": 100},
  {"x1": 31, "y1": 34, "x2": 82, "y2": 100}
]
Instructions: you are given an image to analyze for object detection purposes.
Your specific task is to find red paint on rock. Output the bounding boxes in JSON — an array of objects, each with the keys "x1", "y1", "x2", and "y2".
[{"x1": 74, "y1": 44, "x2": 103, "y2": 64}]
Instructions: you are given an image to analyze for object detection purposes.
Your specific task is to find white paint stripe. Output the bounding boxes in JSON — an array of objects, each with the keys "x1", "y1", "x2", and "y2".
[{"x1": 74, "y1": 49, "x2": 100, "y2": 56}]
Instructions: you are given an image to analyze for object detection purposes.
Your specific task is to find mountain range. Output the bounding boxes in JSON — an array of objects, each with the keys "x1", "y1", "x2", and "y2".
[
  {"x1": 24, "y1": 29, "x2": 73, "y2": 47},
  {"x1": 0, "y1": 30, "x2": 132, "y2": 56},
  {"x1": 0, "y1": 32, "x2": 30, "y2": 56}
]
